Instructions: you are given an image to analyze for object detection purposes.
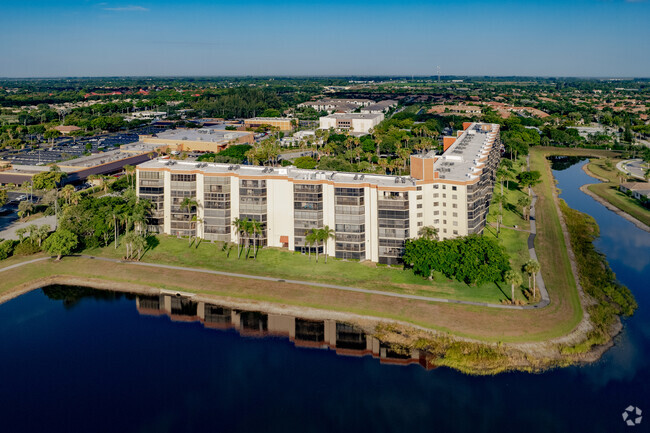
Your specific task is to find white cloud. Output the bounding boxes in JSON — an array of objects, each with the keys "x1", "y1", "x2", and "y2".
[{"x1": 102, "y1": 5, "x2": 149, "y2": 12}]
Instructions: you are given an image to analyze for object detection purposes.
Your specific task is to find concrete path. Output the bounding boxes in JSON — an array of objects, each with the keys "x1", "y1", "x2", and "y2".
[
  {"x1": 0, "y1": 215, "x2": 57, "y2": 241},
  {"x1": 526, "y1": 155, "x2": 551, "y2": 307},
  {"x1": 0, "y1": 252, "x2": 549, "y2": 310}
]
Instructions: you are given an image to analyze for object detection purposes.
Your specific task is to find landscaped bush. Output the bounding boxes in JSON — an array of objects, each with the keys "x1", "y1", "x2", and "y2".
[
  {"x1": 13, "y1": 241, "x2": 41, "y2": 256},
  {"x1": 0, "y1": 240, "x2": 17, "y2": 260}
]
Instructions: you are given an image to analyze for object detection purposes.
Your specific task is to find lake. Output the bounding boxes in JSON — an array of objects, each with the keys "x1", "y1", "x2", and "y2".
[{"x1": 0, "y1": 158, "x2": 648, "y2": 432}]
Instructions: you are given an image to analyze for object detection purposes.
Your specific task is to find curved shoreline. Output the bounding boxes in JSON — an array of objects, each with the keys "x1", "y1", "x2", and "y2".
[
  {"x1": 0, "y1": 269, "x2": 618, "y2": 375},
  {"x1": 581, "y1": 163, "x2": 650, "y2": 233}
]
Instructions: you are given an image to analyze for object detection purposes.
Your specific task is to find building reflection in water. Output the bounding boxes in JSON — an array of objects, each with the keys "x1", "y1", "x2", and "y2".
[{"x1": 136, "y1": 294, "x2": 434, "y2": 369}]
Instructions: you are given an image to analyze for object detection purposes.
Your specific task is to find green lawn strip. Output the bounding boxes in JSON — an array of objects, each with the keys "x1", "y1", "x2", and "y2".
[
  {"x1": 582, "y1": 158, "x2": 650, "y2": 227},
  {"x1": 84, "y1": 237, "x2": 510, "y2": 304},
  {"x1": 529, "y1": 149, "x2": 583, "y2": 327}
]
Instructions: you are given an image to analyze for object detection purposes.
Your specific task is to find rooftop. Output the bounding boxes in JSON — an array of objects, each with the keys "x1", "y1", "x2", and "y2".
[
  {"x1": 321, "y1": 113, "x2": 384, "y2": 120},
  {"x1": 145, "y1": 128, "x2": 251, "y2": 143},
  {"x1": 430, "y1": 123, "x2": 499, "y2": 182}
]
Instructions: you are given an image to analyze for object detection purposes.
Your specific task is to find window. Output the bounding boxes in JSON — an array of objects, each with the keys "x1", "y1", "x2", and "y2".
[
  {"x1": 433, "y1": 202, "x2": 439, "y2": 207},
  {"x1": 417, "y1": 204, "x2": 422, "y2": 209},
  {"x1": 443, "y1": 229, "x2": 447, "y2": 233},
  {"x1": 452, "y1": 186, "x2": 457, "y2": 191},
  {"x1": 416, "y1": 195, "x2": 422, "y2": 200},
  {"x1": 442, "y1": 203, "x2": 447, "y2": 207},
  {"x1": 443, "y1": 220, "x2": 447, "y2": 224},
  {"x1": 453, "y1": 230, "x2": 458, "y2": 235},
  {"x1": 452, "y1": 195, "x2": 457, "y2": 199},
  {"x1": 433, "y1": 185, "x2": 439, "y2": 189},
  {"x1": 453, "y1": 212, "x2": 458, "y2": 217},
  {"x1": 433, "y1": 211, "x2": 439, "y2": 215},
  {"x1": 416, "y1": 186, "x2": 422, "y2": 191},
  {"x1": 417, "y1": 213, "x2": 423, "y2": 218},
  {"x1": 434, "y1": 219, "x2": 439, "y2": 224},
  {"x1": 453, "y1": 221, "x2": 458, "y2": 226},
  {"x1": 417, "y1": 222, "x2": 423, "y2": 227},
  {"x1": 433, "y1": 193, "x2": 439, "y2": 198},
  {"x1": 452, "y1": 204, "x2": 457, "y2": 209},
  {"x1": 442, "y1": 185, "x2": 446, "y2": 190},
  {"x1": 443, "y1": 211, "x2": 447, "y2": 216}
]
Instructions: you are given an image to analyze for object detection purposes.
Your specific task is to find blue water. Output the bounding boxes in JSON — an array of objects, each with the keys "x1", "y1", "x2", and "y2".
[{"x1": 0, "y1": 159, "x2": 648, "y2": 433}]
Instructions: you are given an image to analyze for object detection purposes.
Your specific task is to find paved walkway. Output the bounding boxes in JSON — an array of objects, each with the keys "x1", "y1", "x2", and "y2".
[
  {"x1": 0, "y1": 251, "x2": 549, "y2": 310},
  {"x1": 0, "y1": 215, "x2": 57, "y2": 241},
  {"x1": 526, "y1": 155, "x2": 551, "y2": 307}
]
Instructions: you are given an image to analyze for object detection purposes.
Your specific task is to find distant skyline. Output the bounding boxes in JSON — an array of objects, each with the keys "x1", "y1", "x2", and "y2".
[{"x1": 1, "y1": 0, "x2": 649, "y2": 78}]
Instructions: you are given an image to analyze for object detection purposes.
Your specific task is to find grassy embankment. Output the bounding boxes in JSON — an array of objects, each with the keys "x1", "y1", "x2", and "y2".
[
  {"x1": 0, "y1": 147, "x2": 593, "y2": 356},
  {"x1": 84, "y1": 235, "x2": 511, "y2": 304},
  {"x1": 583, "y1": 157, "x2": 650, "y2": 228},
  {"x1": 557, "y1": 201, "x2": 637, "y2": 354}
]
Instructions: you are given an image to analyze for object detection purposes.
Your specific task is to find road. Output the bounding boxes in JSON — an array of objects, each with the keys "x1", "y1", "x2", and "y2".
[{"x1": 617, "y1": 159, "x2": 648, "y2": 181}]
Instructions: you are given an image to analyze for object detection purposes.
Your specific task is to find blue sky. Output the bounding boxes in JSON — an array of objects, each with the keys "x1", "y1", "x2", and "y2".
[{"x1": 1, "y1": 0, "x2": 649, "y2": 78}]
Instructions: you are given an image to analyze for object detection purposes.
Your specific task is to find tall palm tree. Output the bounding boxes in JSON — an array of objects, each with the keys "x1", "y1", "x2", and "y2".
[
  {"x1": 305, "y1": 231, "x2": 316, "y2": 261},
  {"x1": 504, "y1": 270, "x2": 523, "y2": 303},
  {"x1": 251, "y1": 220, "x2": 263, "y2": 259},
  {"x1": 232, "y1": 217, "x2": 243, "y2": 259},
  {"x1": 319, "y1": 225, "x2": 335, "y2": 263},
  {"x1": 180, "y1": 197, "x2": 197, "y2": 245},
  {"x1": 309, "y1": 228, "x2": 320, "y2": 262},
  {"x1": 523, "y1": 260, "x2": 541, "y2": 298},
  {"x1": 517, "y1": 195, "x2": 532, "y2": 221},
  {"x1": 61, "y1": 184, "x2": 75, "y2": 205},
  {"x1": 243, "y1": 219, "x2": 254, "y2": 259}
]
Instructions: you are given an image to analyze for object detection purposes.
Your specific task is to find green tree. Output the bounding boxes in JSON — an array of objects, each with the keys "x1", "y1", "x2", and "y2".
[
  {"x1": 418, "y1": 226, "x2": 439, "y2": 241},
  {"x1": 504, "y1": 270, "x2": 523, "y2": 303},
  {"x1": 43, "y1": 229, "x2": 78, "y2": 260},
  {"x1": 318, "y1": 225, "x2": 335, "y2": 263},
  {"x1": 180, "y1": 197, "x2": 198, "y2": 245},
  {"x1": 517, "y1": 195, "x2": 532, "y2": 221},
  {"x1": 523, "y1": 259, "x2": 541, "y2": 299},
  {"x1": 517, "y1": 171, "x2": 541, "y2": 196}
]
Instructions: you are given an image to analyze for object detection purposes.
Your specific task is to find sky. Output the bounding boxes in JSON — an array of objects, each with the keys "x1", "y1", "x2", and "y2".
[{"x1": 1, "y1": 0, "x2": 649, "y2": 78}]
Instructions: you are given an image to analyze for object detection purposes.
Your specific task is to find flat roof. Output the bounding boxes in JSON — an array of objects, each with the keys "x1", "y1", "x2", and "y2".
[
  {"x1": 138, "y1": 159, "x2": 417, "y2": 188},
  {"x1": 430, "y1": 123, "x2": 499, "y2": 181},
  {"x1": 321, "y1": 113, "x2": 383, "y2": 120},
  {"x1": 148, "y1": 128, "x2": 251, "y2": 143},
  {"x1": 138, "y1": 122, "x2": 499, "y2": 186}
]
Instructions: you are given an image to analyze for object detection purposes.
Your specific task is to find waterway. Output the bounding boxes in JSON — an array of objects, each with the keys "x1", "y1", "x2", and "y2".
[{"x1": 0, "y1": 159, "x2": 648, "y2": 432}]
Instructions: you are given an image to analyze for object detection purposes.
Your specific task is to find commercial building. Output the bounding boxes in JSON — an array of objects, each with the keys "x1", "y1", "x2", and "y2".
[
  {"x1": 318, "y1": 113, "x2": 384, "y2": 135},
  {"x1": 360, "y1": 100, "x2": 398, "y2": 114},
  {"x1": 0, "y1": 142, "x2": 159, "y2": 186},
  {"x1": 243, "y1": 117, "x2": 295, "y2": 131},
  {"x1": 136, "y1": 122, "x2": 500, "y2": 264},
  {"x1": 139, "y1": 128, "x2": 254, "y2": 153},
  {"x1": 298, "y1": 99, "x2": 374, "y2": 114}
]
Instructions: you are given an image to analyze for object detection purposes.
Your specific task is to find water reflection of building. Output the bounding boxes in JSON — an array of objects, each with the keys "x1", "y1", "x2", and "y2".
[{"x1": 135, "y1": 294, "x2": 434, "y2": 369}]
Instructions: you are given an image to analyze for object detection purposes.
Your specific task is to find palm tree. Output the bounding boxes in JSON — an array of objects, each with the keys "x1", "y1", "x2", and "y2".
[
  {"x1": 305, "y1": 231, "x2": 316, "y2": 261},
  {"x1": 124, "y1": 165, "x2": 136, "y2": 189},
  {"x1": 418, "y1": 226, "x2": 438, "y2": 241},
  {"x1": 180, "y1": 197, "x2": 198, "y2": 245},
  {"x1": 518, "y1": 195, "x2": 532, "y2": 221},
  {"x1": 523, "y1": 260, "x2": 541, "y2": 298},
  {"x1": 35, "y1": 224, "x2": 51, "y2": 247},
  {"x1": 243, "y1": 219, "x2": 254, "y2": 259},
  {"x1": 319, "y1": 225, "x2": 335, "y2": 263},
  {"x1": 251, "y1": 220, "x2": 263, "y2": 259},
  {"x1": 309, "y1": 228, "x2": 320, "y2": 262},
  {"x1": 504, "y1": 270, "x2": 523, "y2": 303},
  {"x1": 232, "y1": 218, "x2": 243, "y2": 258},
  {"x1": 61, "y1": 184, "x2": 75, "y2": 205}
]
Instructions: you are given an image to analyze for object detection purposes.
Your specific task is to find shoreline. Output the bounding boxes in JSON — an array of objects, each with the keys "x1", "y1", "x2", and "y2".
[
  {"x1": 580, "y1": 163, "x2": 650, "y2": 233},
  {"x1": 0, "y1": 272, "x2": 619, "y2": 375}
]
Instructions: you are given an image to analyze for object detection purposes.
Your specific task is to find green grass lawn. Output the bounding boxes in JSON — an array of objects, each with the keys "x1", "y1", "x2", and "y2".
[
  {"x1": 84, "y1": 234, "x2": 518, "y2": 304},
  {"x1": 584, "y1": 158, "x2": 650, "y2": 227}
]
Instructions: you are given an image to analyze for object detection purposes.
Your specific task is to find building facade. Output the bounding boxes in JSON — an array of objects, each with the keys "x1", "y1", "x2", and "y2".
[
  {"x1": 243, "y1": 117, "x2": 295, "y2": 131},
  {"x1": 137, "y1": 123, "x2": 500, "y2": 264},
  {"x1": 318, "y1": 113, "x2": 384, "y2": 134}
]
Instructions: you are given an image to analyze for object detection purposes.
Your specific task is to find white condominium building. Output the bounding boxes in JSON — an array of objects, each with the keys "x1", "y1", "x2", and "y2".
[{"x1": 136, "y1": 122, "x2": 500, "y2": 264}]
